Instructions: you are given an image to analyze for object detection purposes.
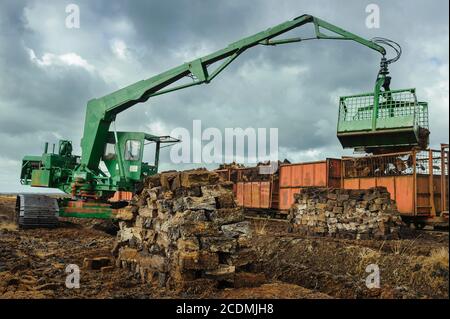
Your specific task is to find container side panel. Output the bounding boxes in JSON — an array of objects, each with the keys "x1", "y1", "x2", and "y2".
[
  {"x1": 280, "y1": 161, "x2": 336, "y2": 188},
  {"x1": 292, "y1": 165, "x2": 302, "y2": 187},
  {"x1": 343, "y1": 178, "x2": 360, "y2": 189},
  {"x1": 416, "y1": 176, "x2": 431, "y2": 215},
  {"x1": 279, "y1": 166, "x2": 291, "y2": 188},
  {"x1": 314, "y1": 162, "x2": 327, "y2": 186},
  {"x1": 279, "y1": 188, "x2": 300, "y2": 211},
  {"x1": 303, "y1": 164, "x2": 314, "y2": 187},
  {"x1": 433, "y1": 176, "x2": 442, "y2": 213},
  {"x1": 344, "y1": 176, "x2": 415, "y2": 216},
  {"x1": 279, "y1": 188, "x2": 291, "y2": 211},
  {"x1": 251, "y1": 182, "x2": 261, "y2": 208},
  {"x1": 260, "y1": 182, "x2": 271, "y2": 209},
  {"x1": 360, "y1": 178, "x2": 376, "y2": 189},
  {"x1": 394, "y1": 176, "x2": 415, "y2": 215},
  {"x1": 376, "y1": 177, "x2": 396, "y2": 200},
  {"x1": 236, "y1": 183, "x2": 244, "y2": 207},
  {"x1": 244, "y1": 183, "x2": 252, "y2": 208}
]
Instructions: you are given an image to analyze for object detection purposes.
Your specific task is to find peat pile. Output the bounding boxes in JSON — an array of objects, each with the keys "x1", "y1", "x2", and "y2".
[
  {"x1": 113, "y1": 169, "x2": 260, "y2": 290},
  {"x1": 288, "y1": 187, "x2": 403, "y2": 240}
]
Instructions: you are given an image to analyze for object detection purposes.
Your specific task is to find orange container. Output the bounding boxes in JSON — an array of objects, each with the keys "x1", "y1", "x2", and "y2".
[
  {"x1": 342, "y1": 148, "x2": 449, "y2": 218},
  {"x1": 278, "y1": 159, "x2": 342, "y2": 210},
  {"x1": 279, "y1": 187, "x2": 301, "y2": 211},
  {"x1": 236, "y1": 181, "x2": 272, "y2": 209},
  {"x1": 343, "y1": 176, "x2": 415, "y2": 214},
  {"x1": 279, "y1": 159, "x2": 341, "y2": 188},
  {"x1": 243, "y1": 183, "x2": 252, "y2": 207},
  {"x1": 236, "y1": 183, "x2": 244, "y2": 206},
  {"x1": 251, "y1": 182, "x2": 260, "y2": 207},
  {"x1": 260, "y1": 181, "x2": 271, "y2": 208}
]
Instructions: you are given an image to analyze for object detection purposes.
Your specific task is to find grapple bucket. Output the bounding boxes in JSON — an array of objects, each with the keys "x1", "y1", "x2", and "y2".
[{"x1": 337, "y1": 88, "x2": 429, "y2": 153}]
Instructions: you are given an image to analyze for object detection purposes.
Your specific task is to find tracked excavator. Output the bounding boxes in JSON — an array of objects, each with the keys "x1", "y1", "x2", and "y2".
[{"x1": 17, "y1": 14, "x2": 430, "y2": 228}]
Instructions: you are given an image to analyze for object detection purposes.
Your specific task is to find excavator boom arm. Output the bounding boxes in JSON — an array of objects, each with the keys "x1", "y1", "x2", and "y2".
[{"x1": 81, "y1": 14, "x2": 386, "y2": 170}]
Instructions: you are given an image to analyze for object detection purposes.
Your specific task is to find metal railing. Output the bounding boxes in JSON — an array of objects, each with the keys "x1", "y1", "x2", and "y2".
[
  {"x1": 342, "y1": 148, "x2": 449, "y2": 178},
  {"x1": 338, "y1": 88, "x2": 429, "y2": 129}
]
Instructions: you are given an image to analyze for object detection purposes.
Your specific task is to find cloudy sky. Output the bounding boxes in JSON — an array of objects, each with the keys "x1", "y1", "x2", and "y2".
[{"x1": 0, "y1": 0, "x2": 448, "y2": 192}]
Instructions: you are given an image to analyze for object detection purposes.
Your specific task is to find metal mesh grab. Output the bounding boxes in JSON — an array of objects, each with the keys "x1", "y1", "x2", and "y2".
[
  {"x1": 337, "y1": 88, "x2": 430, "y2": 151},
  {"x1": 338, "y1": 88, "x2": 428, "y2": 128}
]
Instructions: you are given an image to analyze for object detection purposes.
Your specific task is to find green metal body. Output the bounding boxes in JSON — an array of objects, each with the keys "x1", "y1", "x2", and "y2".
[
  {"x1": 19, "y1": 14, "x2": 389, "y2": 217},
  {"x1": 20, "y1": 134, "x2": 175, "y2": 200}
]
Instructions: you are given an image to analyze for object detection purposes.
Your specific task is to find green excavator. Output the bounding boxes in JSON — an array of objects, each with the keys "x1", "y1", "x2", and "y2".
[{"x1": 17, "y1": 14, "x2": 429, "y2": 228}]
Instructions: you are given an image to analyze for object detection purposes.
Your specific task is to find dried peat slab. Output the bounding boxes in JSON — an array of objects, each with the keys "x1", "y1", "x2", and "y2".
[
  {"x1": 288, "y1": 187, "x2": 404, "y2": 240},
  {"x1": 114, "y1": 169, "x2": 261, "y2": 290}
]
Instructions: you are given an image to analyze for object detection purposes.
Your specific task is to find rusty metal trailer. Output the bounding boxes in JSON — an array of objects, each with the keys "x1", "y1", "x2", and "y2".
[
  {"x1": 217, "y1": 159, "x2": 342, "y2": 216},
  {"x1": 217, "y1": 146, "x2": 448, "y2": 228},
  {"x1": 341, "y1": 144, "x2": 449, "y2": 228},
  {"x1": 278, "y1": 159, "x2": 341, "y2": 211},
  {"x1": 216, "y1": 167, "x2": 279, "y2": 215}
]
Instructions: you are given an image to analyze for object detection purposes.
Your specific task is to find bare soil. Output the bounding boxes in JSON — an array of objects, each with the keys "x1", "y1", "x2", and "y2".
[
  {"x1": 0, "y1": 196, "x2": 448, "y2": 299},
  {"x1": 250, "y1": 219, "x2": 449, "y2": 299}
]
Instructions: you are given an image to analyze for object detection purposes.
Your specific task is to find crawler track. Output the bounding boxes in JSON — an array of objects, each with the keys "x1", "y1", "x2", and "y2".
[{"x1": 15, "y1": 194, "x2": 59, "y2": 229}]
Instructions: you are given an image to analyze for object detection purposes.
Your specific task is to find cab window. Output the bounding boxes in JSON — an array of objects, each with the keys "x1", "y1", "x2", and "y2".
[
  {"x1": 125, "y1": 140, "x2": 141, "y2": 161},
  {"x1": 143, "y1": 141, "x2": 157, "y2": 166}
]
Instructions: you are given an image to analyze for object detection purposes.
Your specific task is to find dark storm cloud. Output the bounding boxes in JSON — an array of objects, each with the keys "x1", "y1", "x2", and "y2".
[{"x1": 0, "y1": 0, "x2": 448, "y2": 192}]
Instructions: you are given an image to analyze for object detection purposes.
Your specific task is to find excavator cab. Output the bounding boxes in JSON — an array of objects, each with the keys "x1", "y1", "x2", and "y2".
[
  {"x1": 102, "y1": 132, "x2": 180, "y2": 182},
  {"x1": 337, "y1": 88, "x2": 430, "y2": 154}
]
